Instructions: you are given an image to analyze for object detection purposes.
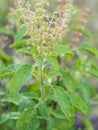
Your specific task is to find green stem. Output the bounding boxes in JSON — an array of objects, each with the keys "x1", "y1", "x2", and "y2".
[
  {"x1": 56, "y1": 56, "x2": 61, "y2": 85},
  {"x1": 40, "y1": 61, "x2": 45, "y2": 100}
]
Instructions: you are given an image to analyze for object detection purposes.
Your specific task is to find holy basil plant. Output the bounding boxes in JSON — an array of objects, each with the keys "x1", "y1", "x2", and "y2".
[{"x1": 0, "y1": 0, "x2": 97, "y2": 130}]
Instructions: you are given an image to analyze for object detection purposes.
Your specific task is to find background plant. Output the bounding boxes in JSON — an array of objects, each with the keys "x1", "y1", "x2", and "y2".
[{"x1": 0, "y1": 0, "x2": 98, "y2": 130}]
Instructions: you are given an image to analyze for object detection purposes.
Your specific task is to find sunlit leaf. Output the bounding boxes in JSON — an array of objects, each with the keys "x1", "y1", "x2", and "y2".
[
  {"x1": 47, "y1": 57, "x2": 60, "y2": 71},
  {"x1": 53, "y1": 87, "x2": 74, "y2": 124},
  {"x1": 0, "y1": 112, "x2": 20, "y2": 124},
  {"x1": 14, "y1": 27, "x2": 26, "y2": 43},
  {"x1": 0, "y1": 64, "x2": 20, "y2": 79},
  {"x1": 9, "y1": 65, "x2": 32, "y2": 94},
  {"x1": 80, "y1": 43, "x2": 98, "y2": 56},
  {"x1": 55, "y1": 45, "x2": 73, "y2": 56}
]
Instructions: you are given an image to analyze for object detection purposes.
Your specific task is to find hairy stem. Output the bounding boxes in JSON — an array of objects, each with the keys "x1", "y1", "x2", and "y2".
[
  {"x1": 40, "y1": 61, "x2": 45, "y2": 100},
  {"x1": 57, "y1": 56, "x2": 61, "y2": 85}
]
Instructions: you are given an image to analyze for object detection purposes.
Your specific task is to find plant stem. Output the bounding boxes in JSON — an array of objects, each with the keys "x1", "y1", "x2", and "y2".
[
  {"x1": 40, "y1": 61, "x2": 45, "y2": 100},
  {"x1": 56, "y1": 56, "x2": 61, "y2": 85}
]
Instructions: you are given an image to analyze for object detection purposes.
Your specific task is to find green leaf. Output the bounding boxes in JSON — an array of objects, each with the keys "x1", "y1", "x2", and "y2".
[
  {"x1": 55, "y1": 45, "x2": 73, "y2": 56},
  {"x1": 16, "y1": 107, "x2": 39, "y2": 130},
  {"x1": 10, "y1": 40, "x2": 27, "y2": 48},
  {"x1": 53, "y1": 87, "x2": 74, "y2": 124},
  {"x1": 2, "y1": 94, "x2": 23, "y2": 105},
  {"x1": 88, "y1": 69, "x2": 98, "y2": 78},
  {"x1": 62, "y1": 72, "x2": 76, "y2": 91},
  {"x1": 37, "y1": 56, "x2": 43, "y2": 66},
  {"x1": 80, "y1": 43, "x2": 98, "y2": 56},
  {"x1": 79, "y1": 82, "x2": 96, "y2": 103},
  {"x1": 48, "y1": 71, "x2": 62, "y2": 78},
  {"x1": 0, "y1": 49, "x2": 12, "y2": 64},
  {"x1": 17, "y1": 47, "x2": 32, "y2": 55},
  {"x1": 53, "y1": 87, "x2": 89, "y2": 124},
  {"x1": 65, "y1": 53, "x2": 74, "y2": 61},
  {"x1": 0, "y1": 64, "x2": 20, "y2": 79},
  {"x1": 9, "y1": 65, "x2": 32, "y2": 94},
  {"x1": 71, "y1": 92, "x2": 88, "y2": 115},
  {"x1": 37, "y1": 101, "x2": 54, "y2": 130},
  {"x1": 23, "y1": 92, "x2": 39, "y2": 100},
  {"x1": 0, "y1": 60, "x2": 5, "y2": 70},
  {"x1": 15, "y1": 27, "x2": 26, "y2": 43},
  {"x1": 47, "y1": 117, "x2": 53, "y2": 130},
  {"x1": 80, "y1": 29, "x2": 92, "y2": 38},
  {"x1": 0, "y1": 26, "x2": 14, "y2": 35},
  {"x1": 50, "y1": 109, "x2": 66, "y2": 119},
  {"x1": 0, "y1": 112, "x2": 20, "y2": 124},
  {"x1": 83, "y1": 119, "x2": 94, "y2": 130},
  {"x1": 19, "y1": 96, "x2": 35, "y2": 112},
  {"x1": 38, "y1": 101, "x2": 47, "y2": 119},
  {"x1": 47, "y1": 57, "x2": 60, "y2": 71},
  {"x1": 10, "y1": 27, "x2": 27, "y2": 48}
]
